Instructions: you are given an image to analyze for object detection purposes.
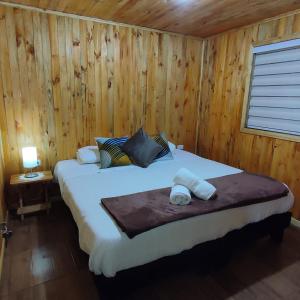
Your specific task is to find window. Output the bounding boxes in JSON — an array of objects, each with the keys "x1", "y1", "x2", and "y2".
[{"x1": 242, "y1": 38, "x2": 300, "y2": 141}]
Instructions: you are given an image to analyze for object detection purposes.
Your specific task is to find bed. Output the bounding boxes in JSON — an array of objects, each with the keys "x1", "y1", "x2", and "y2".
[{"x1": 54, "y1": 149, "x2": 294, "y2": 278}]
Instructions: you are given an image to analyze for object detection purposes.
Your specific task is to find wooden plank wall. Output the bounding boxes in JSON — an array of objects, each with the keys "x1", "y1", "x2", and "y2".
[
  {"x1": 0, "y1": 5, "x2": 203, "y2": 177},
  {"x1": 0, "y1": 130, "x2": 5, "y2": 220},
  {"x1": 0, "y1": 128, "x2": 6, "y2": 278},
  {"x1": 1, "y1": 3, "x2": 299, "y2": 218},
  {"x1": 199, "y1": 11, "x2": 300, "y2": 218}
]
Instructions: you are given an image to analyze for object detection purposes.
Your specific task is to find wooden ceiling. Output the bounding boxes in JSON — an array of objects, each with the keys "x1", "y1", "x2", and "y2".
[{"x1": 3, "y1": 0, "x2": 300, "y2": 37}]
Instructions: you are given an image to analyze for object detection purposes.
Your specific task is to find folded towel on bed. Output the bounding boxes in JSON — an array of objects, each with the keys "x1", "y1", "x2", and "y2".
[
  {"x1": 173, "y1": 168, "x2": 216, "y2": 200},
  {"x1": 170, "y1": 185, "x2": 191, "y2": 205}
]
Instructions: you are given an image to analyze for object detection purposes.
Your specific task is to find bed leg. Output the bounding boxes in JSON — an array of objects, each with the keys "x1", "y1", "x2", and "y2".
[{"x1": 270, "y1": 229, "x2": 284, "y2": 243}]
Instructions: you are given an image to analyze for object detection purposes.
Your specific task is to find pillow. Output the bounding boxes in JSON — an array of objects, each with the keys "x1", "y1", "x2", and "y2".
[
  {"x1": 122, "y1": 128, "x2": 163, "y2": 168},
  {"x1": 168, "y1": 141, "x2": 176, "y2": 154},
  {"x1": 96, "y1": 137, "x2": 131, "y2": 169},
  {"x1": 94, "y1": 136, "x2": 128, "y2": 144},
  {"x1": 76, "y1": 146, "x2": 100, "y2": 164},
  {"x1": 151, "y1": 133, "x2": 173, "y2": 162}
]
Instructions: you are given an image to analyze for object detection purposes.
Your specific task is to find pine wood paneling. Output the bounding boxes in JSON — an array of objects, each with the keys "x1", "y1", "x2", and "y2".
[
  {"x1": 0, "y1": 128, "x2": 6, "y2": 279},
  {"x1": 198, "y1": 11, "x2": 300, "y2": 219},
  {"x1": 0, "y1": 4, "x2": 203, "y2": 177},
  {"x1": 2, "y1": 2, "x2": 299, "y2": 221},
  {"x1": 0, "y1": 134, "x2": 5, "y2": 221},
  {"x1": 3, "y1": 0, "x2": 300, "y2": 37},
  {"x1": 0, "y1": 16, "x2": 7, "y2": 278}
]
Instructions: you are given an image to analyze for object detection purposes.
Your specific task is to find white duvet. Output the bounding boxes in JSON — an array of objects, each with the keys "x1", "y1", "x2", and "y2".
[{"x1": 54, "y1": 150, "x2": 294, "y2": 277}]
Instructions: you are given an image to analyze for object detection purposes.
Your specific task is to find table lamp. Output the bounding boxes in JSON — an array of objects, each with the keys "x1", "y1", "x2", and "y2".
[{"x1": 22, "y1": 146, "x2": 39, "y2": 178}]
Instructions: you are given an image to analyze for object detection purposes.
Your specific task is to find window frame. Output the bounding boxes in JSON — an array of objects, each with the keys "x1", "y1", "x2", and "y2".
[{"x1": 240, "y1": 33, "x2": 300, "y2": 143}]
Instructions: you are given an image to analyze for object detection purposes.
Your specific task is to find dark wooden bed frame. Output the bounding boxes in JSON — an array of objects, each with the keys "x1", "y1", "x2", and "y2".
[{"x1": 94, "y1": 212, "x2": 292, "y2": 300}]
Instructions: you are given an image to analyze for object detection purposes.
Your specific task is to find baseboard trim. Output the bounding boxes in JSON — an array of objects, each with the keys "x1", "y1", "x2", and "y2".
[
  {"x1": 0, "y1": 210, "x2": 8, "y2": 281},
  {"x1": 0, "y1": 238, "x2": 5, "y2": 281},
  {"x1": 291, "y1": 217, "x2": 300, "y2": 228}
]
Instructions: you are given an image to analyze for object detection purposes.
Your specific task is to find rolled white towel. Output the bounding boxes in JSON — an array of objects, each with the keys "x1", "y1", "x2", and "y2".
[
  {"x1": 193, "y1": 180, "x2": 217, "y2": 201},
  {"x1": 170, "y1": 185, "x2": 191, "y2": 205},
  {"x1": 173, "y1": 168, "x2": 216, "y2": 201}
]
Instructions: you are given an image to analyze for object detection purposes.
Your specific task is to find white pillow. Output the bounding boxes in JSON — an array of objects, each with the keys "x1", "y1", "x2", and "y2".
[
  {"x1": 168, "y1": 141, "x2": 176, "y2": 154},
  {"x1": 76, "y1": 146, "x2": 100, "y2": 164}
]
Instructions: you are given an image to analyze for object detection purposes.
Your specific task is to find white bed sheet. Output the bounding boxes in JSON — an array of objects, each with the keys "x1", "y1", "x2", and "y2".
[{"x1": 54, "y1": 150, "x2": 294, "y2": 277}]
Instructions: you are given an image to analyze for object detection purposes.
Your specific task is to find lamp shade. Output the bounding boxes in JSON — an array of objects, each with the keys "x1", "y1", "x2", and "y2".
[{"x1": 22, "y1": 147, "x2": 38, "y2": 169}]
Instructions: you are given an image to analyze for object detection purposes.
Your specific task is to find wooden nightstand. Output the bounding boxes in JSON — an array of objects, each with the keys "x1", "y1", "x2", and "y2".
[{"x1": 10, "y1": 171, "x2": 53, "y2": 221}]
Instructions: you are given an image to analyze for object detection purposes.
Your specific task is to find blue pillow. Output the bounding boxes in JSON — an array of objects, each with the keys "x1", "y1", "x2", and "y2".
[
  {"x1": 151, "y1": 133, "x2": 173, "y2": 162},
  {"x1": 96, "y1": 137, "x2": 130, "y2": 168}
]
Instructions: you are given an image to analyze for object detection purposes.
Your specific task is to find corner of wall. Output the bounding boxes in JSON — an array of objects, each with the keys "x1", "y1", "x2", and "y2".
[{"x1": 194, "y1": 38, "x2": 207, "y2": 155}]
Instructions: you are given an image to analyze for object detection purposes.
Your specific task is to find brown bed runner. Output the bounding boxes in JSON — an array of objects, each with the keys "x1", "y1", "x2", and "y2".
[{"x1": 101, "y1": 172, "x2": 289, "y2": 238}]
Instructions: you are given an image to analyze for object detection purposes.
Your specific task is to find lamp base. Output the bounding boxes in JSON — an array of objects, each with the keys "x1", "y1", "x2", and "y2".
[{"x1": 24, "y1": 172, "x2": 39, "y2": 178}]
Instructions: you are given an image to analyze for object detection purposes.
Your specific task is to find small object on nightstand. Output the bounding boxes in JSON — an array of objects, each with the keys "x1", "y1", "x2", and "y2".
[{"x1": 10, "y1": 171, "x2": 53, "y2": 221}]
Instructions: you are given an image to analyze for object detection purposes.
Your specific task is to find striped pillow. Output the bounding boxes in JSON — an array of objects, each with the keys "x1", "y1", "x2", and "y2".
[
  {"x1": 151, "y1": 133, "x2": 173, "y2": 162},
  {"x1": 96, "y1": 137, "x2": 131, "y2": 168}
]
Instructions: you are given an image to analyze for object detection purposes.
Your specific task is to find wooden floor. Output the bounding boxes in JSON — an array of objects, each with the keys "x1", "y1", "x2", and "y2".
[{"x1": 1, "y1": 202, "x2": 300, "y2": 300}]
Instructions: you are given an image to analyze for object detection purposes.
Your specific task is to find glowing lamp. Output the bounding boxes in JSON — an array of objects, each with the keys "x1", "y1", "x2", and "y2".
[{"x1": 22, "y1": 147, "x2": 39, "y2": 178}]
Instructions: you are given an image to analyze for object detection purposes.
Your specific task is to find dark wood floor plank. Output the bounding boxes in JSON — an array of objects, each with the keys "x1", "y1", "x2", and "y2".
[
  {"x1": 0, "y1": 253, "x2": 11, "y2": 297},
  {"x1": 1, "y1": 202, "x2": 300, "y2": 300},
  {"x1": 150, "y1": 272, "x2": 213, "y2": 300},
  {"x1": 195, "y1": 274, "x2": 235, "y2": 300},
  {"x1": 226, "y1": 251, "x2": 283, "y2": 299},
  {"x1": 3, "y1": 269, "x2": 99, "y2": 300},
  {"x1": 6, "y1": 220, "x2": 32, "y2": 255},
  {"x1": 213, "y1": 268, "x2": 258, "y2": 300},
  {"x1": 30, "y1": 242, "x2": 77, "y2": 286},
  {"x1": 9, "y1": 249, "x2": 33, "y2": 294}
]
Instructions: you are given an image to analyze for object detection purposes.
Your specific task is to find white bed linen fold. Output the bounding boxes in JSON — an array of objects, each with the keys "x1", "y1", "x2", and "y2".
[{"x1": 54, "y1": 150, "x2": 294, "y2": 277}]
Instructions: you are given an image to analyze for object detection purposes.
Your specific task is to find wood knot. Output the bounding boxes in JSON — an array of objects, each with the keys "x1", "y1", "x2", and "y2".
[
  {"x1": 73, "y1": 39, "x2": 80, "y2": 46},
  {"x1": 87, "y1": 33, "x2": 92, "y2": 43},
  {"x1": 74, "y1": 70, "x2": 81, "y2": 79},
  {"x1": 16, "y1": 33, "x2": 22, "y2": 47},
  {"x1": 52, "y1": 76, "x2": 60, "y2": 85},
  {"x1": 28, "y1": 45, "x2": 35, "y2": 56},
  {"x1": 15, "y1": 120, "x2": 21, "y2": 129},
  {"x1": 94, "y1": 51, "x2": 101, "y2": 59}
]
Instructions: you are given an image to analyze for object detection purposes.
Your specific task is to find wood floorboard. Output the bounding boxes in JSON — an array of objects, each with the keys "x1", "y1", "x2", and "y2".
[{"x1": 0, "y1": 201, "x2": 300, "y2": 300}]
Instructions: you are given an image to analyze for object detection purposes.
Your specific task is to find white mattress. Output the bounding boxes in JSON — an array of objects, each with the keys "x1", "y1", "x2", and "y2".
[{"x1": 54, "y1": 150, "x2": 294, "y2": 277}]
